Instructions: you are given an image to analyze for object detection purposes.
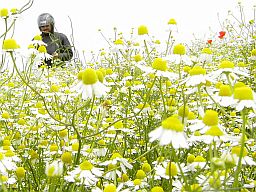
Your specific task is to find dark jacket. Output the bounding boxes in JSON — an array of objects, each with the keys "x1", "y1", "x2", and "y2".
[{"x1": 41, "y1": 32, "x2": 73, "y2": 62}]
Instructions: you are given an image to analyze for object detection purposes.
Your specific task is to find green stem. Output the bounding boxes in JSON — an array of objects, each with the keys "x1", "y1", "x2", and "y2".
[{"x1": 233, "y1": 109, "x2": 247, "y2": 188}]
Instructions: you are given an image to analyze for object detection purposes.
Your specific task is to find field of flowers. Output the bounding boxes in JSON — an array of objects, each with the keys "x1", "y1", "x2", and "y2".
[{"x1": 0, "y1": 1, "x2": 255, "y2": 192}]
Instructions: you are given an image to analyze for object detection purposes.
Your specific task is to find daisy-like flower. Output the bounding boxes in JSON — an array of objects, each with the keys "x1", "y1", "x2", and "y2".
[
  {"x1": 212, "y1": 84, "x2": 236, "y2": 107},
  {"x1": 230, "y1": 146, "x2": 256, "y2": 165},
  {"x1": 198, "y1": 47, "x2": 213, "y2": 63},
  {"x1": 64, "y1": 160, "x2": 103, "y2": 186},
  {"x1": 100, "y1": 152, "x2": 133, "y2": 181},
  {"x1": 209, "y1": 60, "x2": 249, "y2": 81},
  {"x1": 233, "y1": 85, "x2": 256, "y2": 112},
  {"x1": 165, "y1": 43, "x2": 193, "y2": 66},
  {"x1": 181, "y1": 65, "x2": 214, "y2": 87},
  {"x1": 71, "y1": 68, "x2": 110, "y2": 100},
  {"x1": 149, "y1": 115, "x2": 188, "y2": 148},
  {"x1": 188, "y1": 109, "x2": 219, "y2": 134},
  {"x1": 154, "y1": 160, "x2": 185, "y2": 180},
  {"x1": 136, "y1": 57, "x2": 178, "y2": 81},
  {"x1": 45, "y1": 160, "x2": 63, "y2": 177},
  {"x1": 187, "y1": 155, "x2": 208, "y2": 172}
]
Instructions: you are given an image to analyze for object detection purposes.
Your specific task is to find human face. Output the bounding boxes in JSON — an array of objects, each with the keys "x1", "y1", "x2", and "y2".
[{"x1": 40, "y1": 24, "x2": 52, "y2": 33}]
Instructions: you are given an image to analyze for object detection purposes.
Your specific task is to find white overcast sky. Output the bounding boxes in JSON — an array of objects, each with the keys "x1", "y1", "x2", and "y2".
[{"x1": 1, "y1": 0, "x2": 256, "y2": 53}]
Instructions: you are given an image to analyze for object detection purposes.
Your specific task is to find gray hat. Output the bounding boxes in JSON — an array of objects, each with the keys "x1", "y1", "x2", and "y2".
[{"x1": 37, "y1": 13, "x2": 55, "y2": 27}]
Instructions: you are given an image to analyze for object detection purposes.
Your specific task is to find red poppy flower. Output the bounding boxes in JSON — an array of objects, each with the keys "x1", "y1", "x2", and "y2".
[
  {"x1": 218, "y1": 31, "x2": 226, "y2": 39},
  {"x1": 207, "y1": 39, "x2": 212, "y2": 44}
]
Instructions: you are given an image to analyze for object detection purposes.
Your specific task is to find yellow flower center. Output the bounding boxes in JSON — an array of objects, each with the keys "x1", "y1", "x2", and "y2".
[
  {"x1": 189, "y1": 66, "x2": 206, "y2": 76},
  {"x1": 219, "y1": 60, "x2": 235, "y2": 69},
  {"x1": 1, "y1": 111, "x2": 10, "y2": 119},
  {"x1": 219, "y1": 85, "x2": 232, "y2": 96},
  {"x1": 205, "y1": 125, "x2": 224, "y2": 136},
  {"x1": 142, "y1": 163, "x2": 151, "y2": 173},
  {"x1": 72, "y1": 142, "x2": 79, "y2": 151},
  {"x1": 165, "y1": 162, "x2": 178, "y2": 176},
  {"x1": 110, "y1": 152, "x2": 122, "y2": 159},
  {"x1": 234, "y1": 86, "x2": 253, "y2": 100},
  {"x1": 136, "y1": 169, "x2": 146, "y2": 179},
  {"x1": 133, "y1": 179, "x2": 142, "y2": 186},
  {"x1": 151, "y1": 186, "x2": 164, "y2": 192},
  {"x1": 0, "y1": 8, "x2": 8, "y2": 17},
  {"x1": 187, "y1": 154, "x2": 195, "y2": 163},
  {"x1": 251, "y1": 49, "x2": 256, "y2": 56},
  {"x1": 194, "y1": 156, "x2": 206, "y2": 162},
  {"x1": 61, "y1": 152, "x2": 72, "y2": 164},
  {"x1": 202, "y1": 110, "x2": 218, "y2": 126},
  {"x1": 104, "y1": 184, "x2": 117, "y2": 192},
  {"x1": 34, "y1": 35, "x2": 42, "y2": 41},
  {"x1": 80, "y1": 160, "x2": 93, "y2": 170},
  {"x1": 114, "y1": 39, "x2": 124, "y2": 45},
  {"x1": 134, "y1": 54, "x2": 143, "y2": 62},
  {"x1": 38, "y1": 45, "x2": 47, "y2": 53},
  {"x1": 114, "y1": 121, "x2": 123, "y2": 129},
  {"x1": 173, "y1": 44, "x2": 186, "y2": 55},
  {"x1": 152, "y1": 58, "x2": 168, "y2": 71},
  {"x1": 201, "y1": 48, "x2": 212, "y2": 54},
  {"x1": 82, "y1": 68, "x2": 98, "y2": 85},
  {"x1": 138, "y1": 25, "x2": 148, "y2": 35},
  {"x1": 231, "y1": 146, "x2": 248, "y2": 157},
  {"x1": 16, "y1": 167, "x2": 26, "y2": 179},
  {"x1": 96, "y1": 70, "x2": 104, "y2": 83},
  {"x1": 47, "y1": 166, "x2": 55, "y2": 177},
  {"x1": 168, "y1": 18, "x2": 177, "y2": 25},
  {"x1": 50, "y1": 144, "x2": 58, "y2": 151},
  {"x1": 178, "y1": 105, "x2": 189, "y2": 118},
  {"x1": 3, "y1": 38, "x2": 18, "y2": 50},
  {"x1": 161, "y1": 116, "x2": 184, "y2": 132}
]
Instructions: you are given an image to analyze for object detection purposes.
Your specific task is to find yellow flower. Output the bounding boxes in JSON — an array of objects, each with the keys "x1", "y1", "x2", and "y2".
[
  {"x1": 189, "y1": 66, "x2": 206, "y2": 76},
  {"x1": 138, "y1": 25, "x2": 148, "y2": 35},
  {"x1": 168, "y1": 18, "x2": 177, "y2": 25},
  {"x1": 104, "y1": 184, "x2": 117, "y2": 192},
  {"x1": 135, "y1": 169, "x2": 146, "y2": 179},
  {"x1": 152, "y1": 58, "x2": 168, "y2": 71},
  {"x1": 161, "y1": 116, "x2": 184, "y2": 132},
  {"x1": 2, "y1": 38, "x2": 18, "y2": 50},
  {"x1": 114, "y1": 39, "x2": 124, "y2": 45},
  {"x1": 202, "y1": 110, "x2": 218, "y2": 126},
  {"x1": 16, "y1": 167, "x2": 26, "y2": 179},
  {"x1": 38, "y1": 45, "x2": 47, "y2": 53},
  {"x1": 234, "y1": 86, "x2": 253, "y2": 100},
  {"x1": 82, "y1": 68, "x2": 98, "y2": 85},
  {"x1": 80, "y1": 160, "x2": 93, "y2": 170},
  {"x1": 34, "y1": 34, "x2": 42, "y2": 41},
  {"x1": 173, "y1": 44, "x2": 186, "y2": 55},
  {"x1": 219, "y1": 60, "x2": 234, "y2": 69},
  {"x1": 151, "y1": 186, "x2": 164, "y2": 192},
  {"x1": 201, "y1": 47, "x2": 212, "y2": 54},
  {"x1": 61, "y1": 152, "x2": 72, "y2": 164},
  {"x1": 0, "y1": 8, "x2": 8, "y2": 17},
  {"x1": 165, "y1": 162, "x2": 178, "y2": 176}
]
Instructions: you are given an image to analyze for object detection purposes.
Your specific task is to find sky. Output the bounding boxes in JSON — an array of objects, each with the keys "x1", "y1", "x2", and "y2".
[{"x1": 1, "y1": 0, "x2": 256, "y2": 55}]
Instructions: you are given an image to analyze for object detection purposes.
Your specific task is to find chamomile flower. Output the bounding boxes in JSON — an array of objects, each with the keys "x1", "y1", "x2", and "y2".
[
  {"x1": 188, "y1": 109, "x2": 219, "y2": 134},
  {"x1": 212, "y1": 84, "x2": 236, "y2": 107},
  {"x1": 180, "y1": 65, "x2": 214, "y2": 87},
  {"x1": 209, "y1": 60, "x2": 249, "y2": 81},
  {"x1": 71, "y1": 68, "x2": 110, "y2": 100},
  {"x1": 64, "y1": 160, "x2": 103, "y2": 186},
  {"x1": 100, "y1": 152, "x2": 133, "y2": 180},
  {"x1": 136, "y1": 57, "x2": 178, "y2": 80},
  {"x1": 198, "y1": 47, "x2": 213, "y2": 63},
  {"x1": 149, "y1": 115, "x2": 188, "y2": 148},
  {"x1": 233, "y1": 85, "x2": 256, "y2": 112},
  {"x1": 45, "y1": 160, "x2": 63, "y2": 177}
]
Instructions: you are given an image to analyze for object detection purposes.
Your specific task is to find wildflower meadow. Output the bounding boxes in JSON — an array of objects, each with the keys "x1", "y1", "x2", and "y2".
[{"x1": 0, "y1": 1, "x2": 255, "y2": 192}]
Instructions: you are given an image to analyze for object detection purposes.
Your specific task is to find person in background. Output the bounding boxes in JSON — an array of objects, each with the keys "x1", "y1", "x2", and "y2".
[{"x1": 37, "y1": 13, "x2": 73, "y2": 67}]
